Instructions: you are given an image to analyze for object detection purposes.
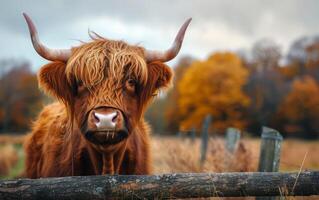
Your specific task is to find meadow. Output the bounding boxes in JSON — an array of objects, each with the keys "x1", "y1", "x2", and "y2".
[
  {"x1": 152, "y1": 136, "x2": 319, "y2": 173},
  {"x1": 1, "y1": 134, "x2": 318, "y2": 178}
]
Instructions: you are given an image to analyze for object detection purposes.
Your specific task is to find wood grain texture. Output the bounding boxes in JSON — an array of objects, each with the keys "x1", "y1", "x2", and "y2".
[{"x1": 0, "y1": 171, "x2": 318, "y2": 199}]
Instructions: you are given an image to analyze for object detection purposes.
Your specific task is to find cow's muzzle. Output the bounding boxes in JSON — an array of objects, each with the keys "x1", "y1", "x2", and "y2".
[{"x1": 84, "y1": 107, "x2": 128, "y2": 145}]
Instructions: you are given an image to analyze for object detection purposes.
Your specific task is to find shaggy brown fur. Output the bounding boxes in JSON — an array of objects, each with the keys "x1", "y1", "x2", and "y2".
[{"x1": 24, "y1": 37, "x2": 173, "y2": 178}]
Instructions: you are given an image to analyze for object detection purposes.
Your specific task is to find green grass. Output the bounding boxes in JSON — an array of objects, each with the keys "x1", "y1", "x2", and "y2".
[{"x1": 1, "y1": 144, "x2": 25, "y2": 179}]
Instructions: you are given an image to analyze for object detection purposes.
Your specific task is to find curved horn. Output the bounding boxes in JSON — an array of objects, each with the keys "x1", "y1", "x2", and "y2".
[
  {"x1": 146, "y1": 18, "x2": 192, "y2": 63},
  {"x1": 23, "y1": 13, "x2": 71, "y2": 62}
]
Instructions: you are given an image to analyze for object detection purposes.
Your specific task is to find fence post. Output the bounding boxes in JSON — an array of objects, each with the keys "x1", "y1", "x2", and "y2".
[
  {"x1": 177, "y1": 131, "x2": 183, "y2": 139},
  {"x1": 225, "y1": 127, "x2": 241, "y2": 153},
  {"x1": 190, "y1": 127, "x2": 196, "y2": 142},
  {"x1": 200, "y1": 115, "x2": 212, "y2": 165},
  {"x1": 257, "y1": 126, "x2": 283, "y2": 200}
]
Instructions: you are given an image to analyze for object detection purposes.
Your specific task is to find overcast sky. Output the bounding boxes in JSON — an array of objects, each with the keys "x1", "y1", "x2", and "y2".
[{"x1": 1, "y1": 0, "x2": 319, "y2": 70}]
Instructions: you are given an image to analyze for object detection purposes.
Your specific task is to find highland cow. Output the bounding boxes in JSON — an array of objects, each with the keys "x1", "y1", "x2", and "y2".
[{"x1": 22, "y1": 13, "x2": 191, "y2": 178}]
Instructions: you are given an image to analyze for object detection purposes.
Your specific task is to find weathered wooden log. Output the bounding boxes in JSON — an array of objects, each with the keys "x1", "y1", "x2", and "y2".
[{"x1": 0, "y1": 171, "x2": 318, "y2": 199}]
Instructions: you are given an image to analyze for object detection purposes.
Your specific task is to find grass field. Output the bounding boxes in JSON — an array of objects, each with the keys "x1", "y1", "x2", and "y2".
[
  {"x1": 0, "y1": 134, "x2": 318, "y2": 179},
  {"x1": 152, "y1": 136, "x2": 319, "y2": 173},
  {"x1": 0, "y1": 143, "x2": 24, "y2": 179}
]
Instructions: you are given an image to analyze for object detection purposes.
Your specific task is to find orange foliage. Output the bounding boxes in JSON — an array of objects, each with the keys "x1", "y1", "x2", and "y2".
[
  {"x1": 164, "y1": 56, "x2": 193, "y2": 131},
  {"x1": 279, "y1": 64, "x2": 301, "y2": 80},
  {"x1": 178, "y1": 52, "x2": 250, "y2": 133},
  {"x1": 278, "y1": 76, "x2": 319, "y2": 136},
  {"x1": 0, "y1": 63, "x2": 43, "y2": 132}
]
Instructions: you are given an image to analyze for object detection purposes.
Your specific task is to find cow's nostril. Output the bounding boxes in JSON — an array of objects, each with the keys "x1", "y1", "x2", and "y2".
[
  {"x1": 112, "y1": 112, "x2": 118, "y2": 123},
  {"x1": 93, "y1": 111, "x2": 100, "y2": 122}
]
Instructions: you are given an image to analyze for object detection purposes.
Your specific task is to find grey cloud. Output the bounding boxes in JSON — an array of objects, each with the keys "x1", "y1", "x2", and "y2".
[
  {"x1": 2, "y1": 0, "x2": 319, "y2": 35},
  {"x1": 0, "y1": 0, "x2": 318, "y2": 70}
]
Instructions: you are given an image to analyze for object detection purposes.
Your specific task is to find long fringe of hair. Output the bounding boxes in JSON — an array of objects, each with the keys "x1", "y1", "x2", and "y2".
[{"x1": 65, "y1": 36, "x2": 148, "y2": 91}]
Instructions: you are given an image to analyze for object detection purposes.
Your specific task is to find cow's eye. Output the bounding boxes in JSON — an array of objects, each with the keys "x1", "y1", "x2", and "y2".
[
  {"x1": 125, "y1": 78, "x2": 136, "y2": 94},
  {"x1": 152, "y1": 92, "x2": 158, "y2": 97},
  {"x1": 77, "y1": 81, "x2": 86, "y2": 94}
]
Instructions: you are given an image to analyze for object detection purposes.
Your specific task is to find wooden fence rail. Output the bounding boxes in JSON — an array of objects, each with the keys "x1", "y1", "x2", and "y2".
[{"x1": 0, "y1": 171, "x2": 318, "y2": 200}]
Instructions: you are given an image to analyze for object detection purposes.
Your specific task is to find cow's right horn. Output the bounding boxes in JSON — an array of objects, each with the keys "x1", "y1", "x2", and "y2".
[{"x1": 23, "y1": 13, "x2": 71, "y2": 62}]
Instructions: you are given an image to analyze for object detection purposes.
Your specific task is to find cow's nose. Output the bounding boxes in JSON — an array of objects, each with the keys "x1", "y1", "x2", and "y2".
[{"x1": 93, "y1": 111, "x2": 118, "y2": 130}]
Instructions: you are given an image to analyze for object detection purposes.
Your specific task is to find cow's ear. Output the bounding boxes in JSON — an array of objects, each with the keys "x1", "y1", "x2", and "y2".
[
  {"x1": 147, "y1": 61, "x2": 173, "y2": 90},
  {"x1": 38, "y1": 62, "x2": 74, "y2": 104},
  {"x1": 139, "y1": 61, "x2": 173, "y2": 112}
]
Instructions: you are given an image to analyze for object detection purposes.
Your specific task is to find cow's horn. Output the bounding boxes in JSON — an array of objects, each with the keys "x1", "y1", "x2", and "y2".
[
  {"x1": 145, "y1": 18, "x2": 192, "y2": 63},
  {"x1": 23, "y1": 13, "x2": 71, "y2": 62}
]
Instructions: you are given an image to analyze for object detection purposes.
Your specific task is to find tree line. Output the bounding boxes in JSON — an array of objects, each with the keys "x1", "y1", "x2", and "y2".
[
  {"x1": 0, "y1": 36, "x2": 319, "y2": 139},
  {"x1": 146, "y1": 36, "x2": 319, "y2": 139},
  {"x1": 0, "y1": 60, "x2": 43, "y2": 133}
]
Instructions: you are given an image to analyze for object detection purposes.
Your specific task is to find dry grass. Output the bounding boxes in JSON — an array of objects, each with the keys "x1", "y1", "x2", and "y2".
[
  {"x1": 0, "y1": 134, "x2": 26, "y2": 145},
  {"x1": 242, "y1": 139, "x2": 319, "y2": 171},
  {"x1": 0, "y1": 134, "x2": 318, "y2": 172},
  {"x1": 152, "y1": 137, "x2": 255, "y2": 173},
  {"x1": 152, "y1": 136, "x2": 319, "y2": 173},
  {"x1": 0, "y1": 144, "x2": 18, "y2": 176}
]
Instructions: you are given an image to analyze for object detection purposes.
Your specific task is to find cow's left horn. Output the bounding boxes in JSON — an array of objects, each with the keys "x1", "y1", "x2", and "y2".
[
  {"x1": 145, "y1": 18, "x2": 192, "y2": 63},
  {"x1": 23, "y1": 13, "x2": 71, "y2": 62}
]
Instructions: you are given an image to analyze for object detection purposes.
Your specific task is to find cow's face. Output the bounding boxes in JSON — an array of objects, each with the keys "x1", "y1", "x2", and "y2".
[{"x1": 38, "y1": 39, "x2": 172, "y2": 147}]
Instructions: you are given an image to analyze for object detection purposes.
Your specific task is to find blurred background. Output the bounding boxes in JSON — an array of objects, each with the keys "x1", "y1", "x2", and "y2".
[{"x1": 0, "y1": 0, "x2": 319, "y2": 180}]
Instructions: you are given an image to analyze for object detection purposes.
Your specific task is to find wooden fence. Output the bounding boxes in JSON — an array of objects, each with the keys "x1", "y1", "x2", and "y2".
[
  {"x1": 176, "y1": 115, "x2": 319, "y2": 199},
  {"x1": 0, "y1": 171, "x2": 318, "y2": 199},
  {"x1": 179, "y1": 115, "x2": 284, "y2": 174}
]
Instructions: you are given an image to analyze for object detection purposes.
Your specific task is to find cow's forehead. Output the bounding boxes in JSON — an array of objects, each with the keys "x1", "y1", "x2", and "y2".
[{"x1": 65, "y1": 39, "x2": 148, "y2": 88}]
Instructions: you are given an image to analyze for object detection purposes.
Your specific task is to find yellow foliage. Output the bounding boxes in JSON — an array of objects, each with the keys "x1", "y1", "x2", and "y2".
[{"x1": 178, "y1": 52, "x2": 250, "y2": 132}]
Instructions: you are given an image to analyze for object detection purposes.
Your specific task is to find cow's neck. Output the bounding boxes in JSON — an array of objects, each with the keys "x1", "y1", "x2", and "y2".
[
  {"x1": 67, "y1": 121, "x2": 130, "y2": 175},
  {"x1": 102, "y1": 154, "x2": 114, "y2": 174},
  {"x1": 86, "y1": 137, "x2": 128, "y2": 175}
]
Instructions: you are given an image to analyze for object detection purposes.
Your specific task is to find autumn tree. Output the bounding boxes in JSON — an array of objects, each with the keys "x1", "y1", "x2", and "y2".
[
  {"x1": 277, "y1": 76, "x2": 319, "y2": 139},
  {"x1": 281, "y1": 36, "x2": 319, "y2": 81},
  {"x1": 0, "y1": 60, "x2": 43, "y2": 133},
  {"x1": 145, "y1": 98, "x2": 168, "y2": 134},
  {"x1": 251, "y1": 38, "x2": 281, "y2": 74},
  {"x1": 305, "y1": 40, "x2": 319, "y2": 80},
  {"x1": 145, "y1": 56, "x2": 194, "y2": 134},
  {"x1": 243, "y1": 39, "x2": 288, "y2": 134},
  {"x1": 178, "y1": 52, "x2": 250, "y2": 133},
  {"x1": 164, "y1": 56, "x2": 194, "y2": 132}
]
